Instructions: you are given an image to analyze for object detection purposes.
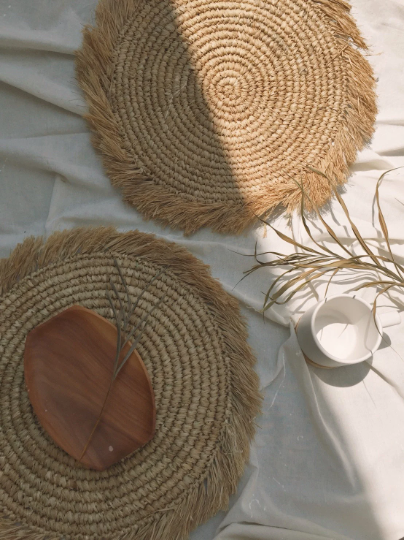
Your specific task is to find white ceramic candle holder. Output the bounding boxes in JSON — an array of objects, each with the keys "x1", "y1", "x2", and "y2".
[{"x1": 296, "y1": 294, "x2": 401, "y2": 369}]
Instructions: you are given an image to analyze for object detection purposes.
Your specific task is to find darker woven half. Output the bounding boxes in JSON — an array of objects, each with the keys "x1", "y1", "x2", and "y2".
[
  {"x1": 76, "y1": 0, "x2": 377, "y2": 234},
  {"x1": 0, "y1": 228, "x2": 261, "y2": 540}
]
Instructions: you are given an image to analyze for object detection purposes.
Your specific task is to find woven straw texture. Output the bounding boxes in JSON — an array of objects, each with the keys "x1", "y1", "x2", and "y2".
[
  {"x1": 0, "y1": 228, "x2": 261, "y2": 540},
  {"x1": 76, "y1": 0, "x2": 376, "y2": 234}
]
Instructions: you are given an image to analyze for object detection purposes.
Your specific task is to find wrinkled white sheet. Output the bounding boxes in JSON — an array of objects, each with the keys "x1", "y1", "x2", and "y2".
[{"x1": 1, "y1": 0, "x2": 404, "y2": 538}]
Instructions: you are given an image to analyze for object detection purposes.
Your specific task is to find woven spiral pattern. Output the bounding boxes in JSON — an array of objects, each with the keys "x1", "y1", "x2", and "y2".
[
  {"x1": 0, "y1": 229, "x2": 260, "y2": 540},
  {"x1": 113, "y1": 0, "x2": 342, "y2": 201},
  {"x1": 77, "y1": 0, "x2": 376, "y2": 233}
]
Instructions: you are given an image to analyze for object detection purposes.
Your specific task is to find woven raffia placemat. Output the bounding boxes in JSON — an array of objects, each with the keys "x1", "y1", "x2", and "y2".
[
  {"x1": 76, "y1": 0, "x2": 376, "y2": 234},
  {"x1": 0, "y1": 228, "x2": 261, "y2": 540}
]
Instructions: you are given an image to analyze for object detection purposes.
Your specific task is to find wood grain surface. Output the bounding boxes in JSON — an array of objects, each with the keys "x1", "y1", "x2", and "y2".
[{"x1": 24, "y1": 305, "x2": 156, "y2": 471}]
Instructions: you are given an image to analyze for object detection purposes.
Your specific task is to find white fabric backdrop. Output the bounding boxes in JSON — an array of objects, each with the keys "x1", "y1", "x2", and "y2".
[{"x1": 1, "y1": 0, "x2": 404, "y2": 538}]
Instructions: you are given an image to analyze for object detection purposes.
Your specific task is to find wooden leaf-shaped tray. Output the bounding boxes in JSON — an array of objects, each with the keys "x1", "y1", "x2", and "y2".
[{"x1": 24, "y1": 305, "x2": 156, "y2": 471}]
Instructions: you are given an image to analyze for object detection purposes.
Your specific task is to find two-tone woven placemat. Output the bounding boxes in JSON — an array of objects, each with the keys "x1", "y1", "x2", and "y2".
[
  {"x1": 0, "y1": 228, "x2": 261, "y2": 540},
  {"x1": 76, "y1": 0, "x2": 376, "y2": 234}
]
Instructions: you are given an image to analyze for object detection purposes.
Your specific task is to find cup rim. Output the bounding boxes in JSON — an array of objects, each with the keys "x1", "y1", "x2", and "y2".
[{"x1": 310, "y1": 294, "x2": 382, "y2": 365}]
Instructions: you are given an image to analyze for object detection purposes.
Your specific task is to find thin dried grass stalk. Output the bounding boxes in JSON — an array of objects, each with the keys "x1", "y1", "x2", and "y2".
[
  {"x1": 79, "y1": 259, "x2": 166, "y2": 462},
  {"x1": 246, "y1": 169, "x2": 404, "y2": 318}
]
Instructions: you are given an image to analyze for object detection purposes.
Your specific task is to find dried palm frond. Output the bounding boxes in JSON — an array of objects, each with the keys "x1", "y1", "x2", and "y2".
[{"x1": 245, "y1": 168, "x2": 404, "y2": 317}]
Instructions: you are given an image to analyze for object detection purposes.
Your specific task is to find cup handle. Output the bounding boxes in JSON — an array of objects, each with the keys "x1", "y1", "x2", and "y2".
[{"x1": 380, "y1": 311, "x2": 402, "y2": 328}]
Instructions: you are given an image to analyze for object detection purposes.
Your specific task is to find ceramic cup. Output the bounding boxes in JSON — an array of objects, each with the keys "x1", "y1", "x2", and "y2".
[{"x1": 296, "y1": 294, "x2": 401, "y2": 368}]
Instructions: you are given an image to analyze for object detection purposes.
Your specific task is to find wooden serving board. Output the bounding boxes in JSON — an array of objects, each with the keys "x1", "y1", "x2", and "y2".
[{"x1": 24, "y1": 305, "x2": 156, "y2": 471}]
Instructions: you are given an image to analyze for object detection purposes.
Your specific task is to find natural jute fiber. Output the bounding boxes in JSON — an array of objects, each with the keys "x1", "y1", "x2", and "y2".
[
  {"x1": 76, "y1": 0, "x2": 377, "y2": 234},
  {"x1": 0, "y1": 228, "x2": 261, "y2": 540}
]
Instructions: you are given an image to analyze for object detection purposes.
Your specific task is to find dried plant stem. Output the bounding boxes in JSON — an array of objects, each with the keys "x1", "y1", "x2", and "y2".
[
  {"x1": 78, "y1": 261, "x2": 166, "y2": 463},
  {"x1": 78, "y1": 376, "x2": 115, "y2": 462},
  {"x1": 246, "y1": 168, "x2": 404, "y2": 316}
]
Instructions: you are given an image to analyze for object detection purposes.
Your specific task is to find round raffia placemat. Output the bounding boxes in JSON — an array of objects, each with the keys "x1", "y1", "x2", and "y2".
[
  {"x1": 76, "y1": 0, "x2": 376, "y2": 235},
  {"x1": 0, "y1": 228, "x2": 261, "y2": 540}
]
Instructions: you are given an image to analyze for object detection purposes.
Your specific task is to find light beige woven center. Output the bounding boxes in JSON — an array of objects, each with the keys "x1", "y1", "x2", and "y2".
[
  {"x1": 0, "y1": 254, "x2": 230, "y2": 539},
  {"x1": 112, "y1": 0, "x2": 342, "y2": 202}
]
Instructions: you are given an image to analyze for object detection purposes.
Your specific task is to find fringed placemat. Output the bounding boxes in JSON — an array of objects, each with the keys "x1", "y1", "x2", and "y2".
[
  {"x1": 76, "y1": 0, "x2": 377, "y2": 234},
  {"x1": 0, "y1": 228, "x2": 261, "y2": 540}
]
